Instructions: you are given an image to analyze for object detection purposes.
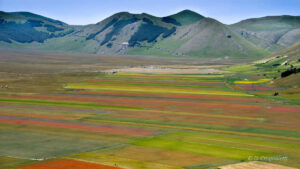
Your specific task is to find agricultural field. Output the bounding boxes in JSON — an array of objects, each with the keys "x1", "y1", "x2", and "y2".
[
  {"x1": 0, "y1": 58, "x2": 299, "y2": 169},
  {"x1": 0, "y1": 50, "x2": 298, "y2": 169}
]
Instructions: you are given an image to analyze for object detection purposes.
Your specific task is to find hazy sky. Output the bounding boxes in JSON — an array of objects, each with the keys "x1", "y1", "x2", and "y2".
[{"x1": 0, "y1": 0, "x2": 299, "y2": 25}]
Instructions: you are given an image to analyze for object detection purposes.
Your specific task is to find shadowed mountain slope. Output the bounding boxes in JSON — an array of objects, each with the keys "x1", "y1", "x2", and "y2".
[{"x1": 0, "y1": 11, "x2": 74, "y2": 43}]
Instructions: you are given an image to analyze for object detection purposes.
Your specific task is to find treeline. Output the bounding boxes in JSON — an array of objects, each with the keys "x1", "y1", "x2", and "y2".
[
  {"x1": 0, "y1": 19, "x2": 70, "y2": 43},
  {"x1": 281, "y1": 68, "x2": 300, "y2": 78}
]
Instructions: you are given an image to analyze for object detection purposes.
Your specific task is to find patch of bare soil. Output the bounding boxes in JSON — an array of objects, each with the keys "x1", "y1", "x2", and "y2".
[
  {"x1": 219, "y1": 161, "x2": 296, "y2": 169},
  {"x1": 103, "y1": 65, "x2": 227, "y2": 74}
]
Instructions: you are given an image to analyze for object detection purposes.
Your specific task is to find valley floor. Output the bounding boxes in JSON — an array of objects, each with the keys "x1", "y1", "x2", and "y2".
[{"x1": 0, "y1": 51, "x2": 299, "y2": 169}]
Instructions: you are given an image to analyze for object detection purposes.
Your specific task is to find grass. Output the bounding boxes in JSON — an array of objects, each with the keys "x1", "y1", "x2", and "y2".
[
  {"x1": 156, "y1": 132, "x2": 300, "y2": 152},
  {"x1": 129, "y1": 134, "x2": 276, "y2": 160},
  {"x1": 0, "y1": 130, "x2": 114, "y2": 159}
]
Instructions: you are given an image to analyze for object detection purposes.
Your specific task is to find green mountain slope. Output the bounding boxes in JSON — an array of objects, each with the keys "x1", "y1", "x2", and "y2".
[
  {"x1": 2, "y1": 10, "x2": 295, "y2": 59},
  {"x1": 230, "y1": 15, "x2": 300, "y2": 52},
  {"x1": 128, "y1": 17, "x2": 270, "y2": 58},
  {"x1": 163, "y1": 9, "x2": 204, "y2": 26}
]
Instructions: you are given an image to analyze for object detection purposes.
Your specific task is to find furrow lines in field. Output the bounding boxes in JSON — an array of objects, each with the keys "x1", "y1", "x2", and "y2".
[
  {"x1": 87, "y1": 119, "x2": 300, "y2": 141},
  {"x1": 0, "y1": 115, "x2": 156, "y2": 136}
]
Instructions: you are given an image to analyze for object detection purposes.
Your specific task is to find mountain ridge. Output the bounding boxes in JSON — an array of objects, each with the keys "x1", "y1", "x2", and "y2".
[{"x1": 1, "y1": 10, "x2": 299, "y2": 58}]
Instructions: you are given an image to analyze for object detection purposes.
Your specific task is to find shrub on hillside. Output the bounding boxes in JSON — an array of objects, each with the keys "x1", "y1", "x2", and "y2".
[
  {"x1": 161, "y1": 17, "x2": 181, "y2": 26},
  {"x1": 281, "y1": 68, "x2": 300, "y2": 78}
]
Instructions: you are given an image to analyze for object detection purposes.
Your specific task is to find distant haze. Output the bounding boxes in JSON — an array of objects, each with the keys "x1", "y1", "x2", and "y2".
[{"x1": 0, "y1": 0, "x2": 300, "y2": 25}]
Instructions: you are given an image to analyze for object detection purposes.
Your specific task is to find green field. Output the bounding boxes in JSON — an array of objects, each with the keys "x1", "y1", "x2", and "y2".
[{"x1": 0, "y1": 130, "x2": 113, "y2": 159}]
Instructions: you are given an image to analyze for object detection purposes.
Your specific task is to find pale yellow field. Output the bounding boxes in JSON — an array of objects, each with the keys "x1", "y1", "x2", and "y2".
[
  {"x1": 234, "y1": 79, "x2": 271, "y2": 84},
  {"x1": 65, "y1": 84, "x2": 252, "y2": 96}
]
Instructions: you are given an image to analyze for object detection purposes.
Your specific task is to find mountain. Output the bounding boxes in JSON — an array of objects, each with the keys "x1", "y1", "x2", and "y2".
[
  {"x1": 3, "y1": 10, "x2": 298, "y2": 58},
  {"x1": 0, "y1": 11, "x2": 74, "y2": 43},
  {"x1": 230, "y1": 15, "x2": 300, "y2": 52},
  {"x1": 128, "y1": 16, "x2": 269, "y2": 58},
  {"x1": 164, "y1": 9, "x2": 205, "y2": 26}
]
